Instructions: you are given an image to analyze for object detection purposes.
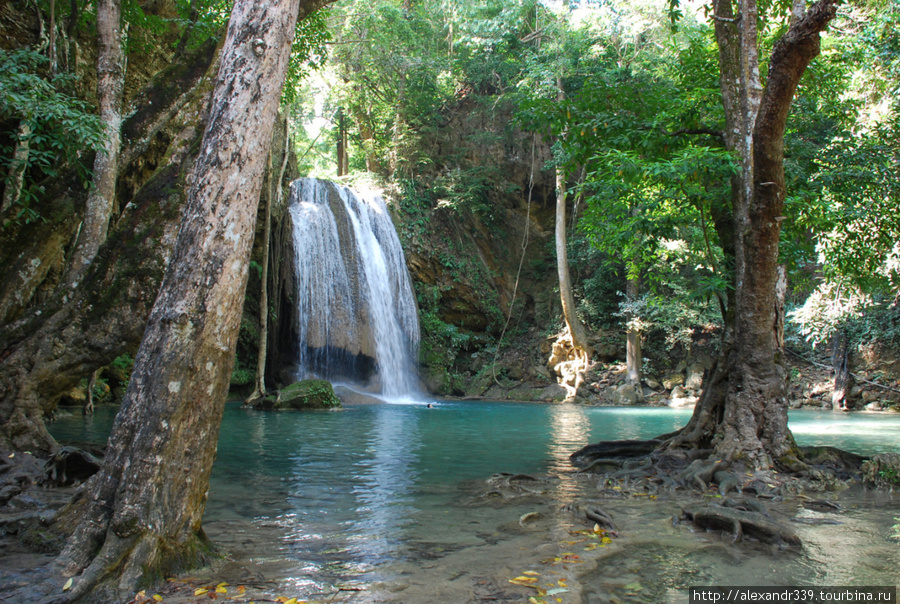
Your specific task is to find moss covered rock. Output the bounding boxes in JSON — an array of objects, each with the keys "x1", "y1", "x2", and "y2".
[{"x1": 277, "y1": 380, "x2": 342, "y2": 410}]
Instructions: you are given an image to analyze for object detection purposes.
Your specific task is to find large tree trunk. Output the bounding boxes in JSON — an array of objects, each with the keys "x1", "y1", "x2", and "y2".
[
  {"x1": 62, "y1": 0, "x2": 125, "y2": 288},
  {"x1": 0, "y1": 40, "x2": 220, "y2": 455},
  {"x1": 667, "y1": 0, "x2": 839, "y2": 470},
  {"x1": 48, "y1": 1, "x2": 330, "y2": 600}
]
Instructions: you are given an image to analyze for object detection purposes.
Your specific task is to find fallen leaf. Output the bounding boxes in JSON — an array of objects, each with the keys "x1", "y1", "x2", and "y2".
[
  {"x1": 63, "y1": 578, "x2": 73, "y2": 592},
  {"x1": 153, "y1": 596, "x2": 163, "y2": 602},
  {"x1": 523, "y1": 571, "x2": 540, "y2": 576},
  {"x1": 547, "y1": 587, "x2": 570, "y2": 595},
  {"x1": 215, "y1": 585, "x2": 227, "y2": 594},
  {"x1": 194, "y1": 588, "x2": 209, "y2": 596},
  {"x1": 237, "y1": 586, "x2": 247, "y2": 594}
]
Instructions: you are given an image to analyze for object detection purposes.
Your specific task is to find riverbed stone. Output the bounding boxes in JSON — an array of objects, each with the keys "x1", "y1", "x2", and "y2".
[
  {"x1": 540, "y1": 383, "x2": 568, "y2": 402},
  {"x1": 668, "y1": 395, "x2": 698, "y2": 408},
  {"x1": 278, "y1": 380, "x2": 341, "y2": 410},
  {"x1": 685, "y1": 363, "x2": 704, "y2": 391},
  {"x1": 663, "y1": 374, "x2": 684, "y2": 390},
  {"x1": 612, "y1": 383, "x2": 639, "y2": 405}
]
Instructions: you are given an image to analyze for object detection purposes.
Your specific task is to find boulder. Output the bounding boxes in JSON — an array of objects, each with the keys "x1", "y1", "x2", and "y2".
[
  {"x1": 277, "y1": 380, "x2": 342, "y2": 410},
  {"x1": 612, "y1": 383, "x2": 639, "y2": 405},
  {"x1": 685, "y1": 363, "x2": 705, "y2": 391},
  {"x1": 862, "y1": 453, "x2": 900, "y2": 489},
  {"x1": 540, "y1": 383, "x2": 568, "y2": 402},
  {"x1": 663, "y1": 374, "x2": 685, "y2": 390},
  {"x1": 668, "y1": 395, "x2": 698, "y2": 408}
]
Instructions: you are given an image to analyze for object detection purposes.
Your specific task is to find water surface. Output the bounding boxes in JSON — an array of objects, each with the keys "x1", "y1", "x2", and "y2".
[{"x1": 49, "y1": 403, "x2": 900, "y2": 602}]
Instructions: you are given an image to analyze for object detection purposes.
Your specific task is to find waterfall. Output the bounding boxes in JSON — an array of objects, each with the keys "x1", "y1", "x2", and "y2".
[{"x1": 288, "y1": 178, "x2": 420, "y2": 399}]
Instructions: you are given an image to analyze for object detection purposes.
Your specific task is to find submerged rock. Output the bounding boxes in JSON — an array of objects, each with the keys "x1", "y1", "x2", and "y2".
[
  {"x1": 274, "y1": 380, "x2": 342, "y2": 410},
  {"x1": 862, "y1": 453, "x2": 900, "y2": 489}
]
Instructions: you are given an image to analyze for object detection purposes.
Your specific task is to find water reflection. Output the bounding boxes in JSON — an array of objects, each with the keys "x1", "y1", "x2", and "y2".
[
  {"x1": 350, "y1": 405, "x2": 421, "y2": 566},
  {"x1": 547, "y1": 403, "x2": 591, "y2": 474}
]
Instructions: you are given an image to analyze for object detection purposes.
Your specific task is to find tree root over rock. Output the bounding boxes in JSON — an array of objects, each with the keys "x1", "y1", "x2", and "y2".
[{"x1": 680, "y1": 502, "x2": 801, "y2": 548}]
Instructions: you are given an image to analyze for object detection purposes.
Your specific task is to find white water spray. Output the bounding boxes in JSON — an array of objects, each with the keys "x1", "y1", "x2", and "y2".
[{"x1": 289, "y1": 178, "x2": 420, "y2": 398}]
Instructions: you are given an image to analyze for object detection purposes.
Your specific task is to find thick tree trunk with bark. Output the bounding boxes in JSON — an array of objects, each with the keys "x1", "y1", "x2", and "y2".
[
  {"x1": 47, "y1": 1, "x2": 327, "y2": 599},
  {"x1": 63, "y1": 0, "x2": 125, "y2": 288},
  {"x1": 0, "y1": 41, "x2": 220, "y2": 456},
  {"x1": 666, "y1": 0, "x2": 839, "y2": 470}
]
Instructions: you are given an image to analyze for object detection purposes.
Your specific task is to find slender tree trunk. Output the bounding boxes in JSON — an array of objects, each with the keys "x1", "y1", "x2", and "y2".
[
  {"x1": 336, "y1": 107, "x2": 348, "y2": 176},
  {"x1": 63, "y1": 0, "x2": 125, "y2": 288},
  {"x1": 246, "y1": 112, "x2": 290, "y2": 404},
  {"x1": 84, "y1": 369, "x2": 99, "y2": 415},
  {"x1": 554, "y1": 78, "x2": 592, "y2": 376},
  {"x1": 1, "y1": 122, "x2": 32, "y2": 216},
  {"x1": 831, "y1": 327, "x2": 851, "y2": 411},
  {"x1": 625, "y1": 270, "x2": 642, "y2": 386},
  {"x1": 48, "y1": 1, "x2": 329, "y2": 599}
]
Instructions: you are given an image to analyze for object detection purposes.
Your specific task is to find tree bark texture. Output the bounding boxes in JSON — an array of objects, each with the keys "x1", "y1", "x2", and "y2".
[
  {"x1": 553, "y1": 80, "x2": 591, "y2": 374},
  {"x1": 667, "y1": 0, "x2": 839, "y2": 469},
  {"x1": 0, "y1": 41, "x2": 220, "y2": 456},
  {"x1": 50, "y1": 0, "x2": 306, "y2": 599},
  {"x1": 625, "y1": 271, "x2": 641, "y2": 386},
  {"x1": 831, "y1": 328, "x2": 851, "y2": 411},
  {"x1": 63, "y1": 0, "x2": 125, "y2": 288}
]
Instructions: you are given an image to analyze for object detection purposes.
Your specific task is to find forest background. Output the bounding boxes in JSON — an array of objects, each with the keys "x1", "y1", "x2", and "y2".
[
  {"x1": 0, "y1": 0, "x2": 899, "y2": 438},
  {"x1": 1, "y1": 0, "x2": 900, "y2": 598}
]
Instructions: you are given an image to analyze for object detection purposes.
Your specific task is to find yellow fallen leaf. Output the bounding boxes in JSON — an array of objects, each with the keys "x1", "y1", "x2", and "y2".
[
  {"x1": 216, "y1": 582, "x2": 229, "y2": 588},
  {"x1": 194, "y1": 588, "x2": 208, "y2": 596},
  {"x1": 215, "y1": 586, "x2": 227, "y2": 594},
  {"x1": 513, "y1": 576, "x2": 538, "y2": 583},
  {"x1": 285, "y1": 599, "x2": 299, "y2": 604},
  {"x1": 63, "y1": 578, "x2": 73, "y2": 592},
  {"x1": 522, "y1": 570, "x2": 540, "y2": 576},
  {"x1": 153, "y1": 596, "x2": 163, "y2": 602}
]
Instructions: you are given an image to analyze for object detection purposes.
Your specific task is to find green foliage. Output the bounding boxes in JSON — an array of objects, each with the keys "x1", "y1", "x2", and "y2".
[
  {"x1": 282, "y1": 9, "x2": 331, "y2": 105},
  {"x1": 417, "y1": 284, "x2": 474, "y2": 371},
  {"x1": 0, "y1": 48, "x2": 106, "y2": 222},
  {"x1": 789, "y1": 286, "x2": 900, "y2": 350}
]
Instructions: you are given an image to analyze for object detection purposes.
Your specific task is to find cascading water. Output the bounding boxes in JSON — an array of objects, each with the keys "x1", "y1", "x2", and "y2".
[{"x1": 288, "y1": 178, "x2": 420, "y2": 399}]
